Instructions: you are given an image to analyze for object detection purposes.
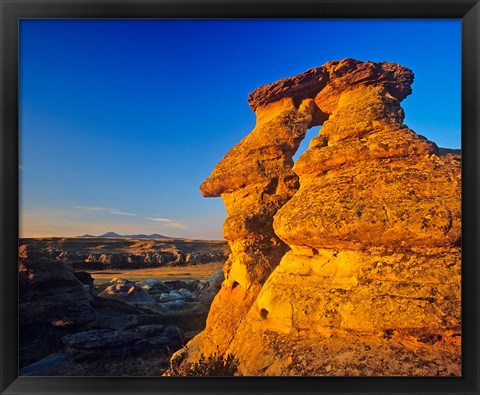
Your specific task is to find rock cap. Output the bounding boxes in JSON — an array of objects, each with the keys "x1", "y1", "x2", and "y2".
[{"x1": 247, "y1": 58, "x2": 414, "y2": 112}]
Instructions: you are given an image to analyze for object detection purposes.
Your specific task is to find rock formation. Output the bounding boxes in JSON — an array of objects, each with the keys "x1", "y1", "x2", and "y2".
[
  {"x1": 19, "y1": 245, "x2": 95, "y2": 327},
  {"x1": 98, "y1": 280, "x2": 156, "y2": 305},
  {"x1": 19, "y1": 245, "x2": 96, "y2": 367},
  {"x1": 174, "y1": 58, "x2": 461, "y2": 376},
  {"x1": 62, "y1": 326, "x2": 184, "y2": 361}
]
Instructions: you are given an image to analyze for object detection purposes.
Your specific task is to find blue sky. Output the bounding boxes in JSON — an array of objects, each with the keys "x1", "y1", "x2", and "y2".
[{"x1": 19, "y1": 19, "x2": 461, "y2": 239}]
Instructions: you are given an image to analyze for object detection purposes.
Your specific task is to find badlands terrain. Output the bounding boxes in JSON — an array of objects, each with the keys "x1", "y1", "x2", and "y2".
[{"x1": 18, "y1": 237, "x2": 229, "y2": 375}]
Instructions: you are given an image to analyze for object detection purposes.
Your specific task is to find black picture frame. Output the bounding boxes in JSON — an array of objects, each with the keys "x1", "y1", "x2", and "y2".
[{"x1": 1, "y1": 1, "x2": 479, "y2": 394}]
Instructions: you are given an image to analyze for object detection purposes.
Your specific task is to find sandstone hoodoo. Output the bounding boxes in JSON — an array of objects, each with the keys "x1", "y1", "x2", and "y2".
[{"x1": 174, "y1": 58, "x2": 461, "y2": 376}]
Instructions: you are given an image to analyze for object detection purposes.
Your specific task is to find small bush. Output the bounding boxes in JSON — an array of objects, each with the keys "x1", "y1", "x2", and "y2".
[
  {"x1": 187, "y1": 352, "x2": 239, "y2": 376},
  {"x1": 168, "y1": 352, "x2": 239, "y2": 376}
]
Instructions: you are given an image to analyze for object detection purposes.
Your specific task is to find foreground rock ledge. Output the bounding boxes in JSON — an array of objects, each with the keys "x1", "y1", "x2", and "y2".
[{"x1": 172, "y1": 58, "x2": 461, "y2": 376}]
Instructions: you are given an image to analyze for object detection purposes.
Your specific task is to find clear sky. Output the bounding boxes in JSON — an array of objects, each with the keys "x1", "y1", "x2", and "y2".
[{"x1": 19, "y1": 19, "x2": 461, "y2": 239}]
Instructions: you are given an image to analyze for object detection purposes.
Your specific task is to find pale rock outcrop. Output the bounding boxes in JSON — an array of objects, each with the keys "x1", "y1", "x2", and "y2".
[
  {"x1": 98, "y1": 282, "x2": 156, "y2": 305},
  {"x1": 140, "y1": 278, "x2": 172, "y2": 294},
  {"x1": 175, "y1": 58, "x2": 461, "y2": 376}
]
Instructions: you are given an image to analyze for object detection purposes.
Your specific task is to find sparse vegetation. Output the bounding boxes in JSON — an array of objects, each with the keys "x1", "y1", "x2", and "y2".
[{"x1": 169, "y1": 352, "x2": 240, "y2": 376}]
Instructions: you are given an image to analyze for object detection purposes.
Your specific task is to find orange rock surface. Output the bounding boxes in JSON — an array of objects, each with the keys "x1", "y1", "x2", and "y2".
[{"x1": 171, "y1": 58, "x2": 461, "y2": 376}]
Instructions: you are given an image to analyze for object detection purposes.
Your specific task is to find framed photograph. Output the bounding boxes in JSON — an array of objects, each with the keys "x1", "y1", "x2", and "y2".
[{"x1": 1, "y1": 0, "x2": 479, "y2": 394}]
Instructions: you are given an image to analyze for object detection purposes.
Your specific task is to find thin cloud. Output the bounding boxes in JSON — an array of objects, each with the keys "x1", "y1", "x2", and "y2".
[
  {"x1": 145, "y1": 217, "x2": 187, "y2": 229},
  {"x1": 145, "y1": 217, "x2": 172, "y2": 222},
  {"x1": 108, "y1": 209, "x2": 136, "y2": 216},
  {"x1": 75, "y1": 205, "x2": 136, "y2": 216}
]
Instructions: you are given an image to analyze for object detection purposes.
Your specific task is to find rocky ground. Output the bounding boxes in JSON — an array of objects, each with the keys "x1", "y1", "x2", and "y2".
[{"x1": 18, "y1": 242, "x2": 225, "y2": 376}]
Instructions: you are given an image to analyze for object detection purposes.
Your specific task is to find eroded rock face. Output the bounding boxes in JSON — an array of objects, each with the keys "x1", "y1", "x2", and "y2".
[
  {"x1": 19, "y1": 245, "x2": 97, "y2": 367},
  {"x1": 176, "y1": 58, "x2": 461, "y2": 376},
  {"x1": 191, "y1": 95, "x2": 318, "y2": 358},
  {"x1": 19, "y1": 245, "x2": 95, "y2": 327},
  {"x1": 275, "y1": 83, "x2": 460, "y2": 250}
]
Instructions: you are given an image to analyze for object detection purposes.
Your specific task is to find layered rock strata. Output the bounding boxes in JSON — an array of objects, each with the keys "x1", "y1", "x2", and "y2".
[{"x1": 175, "y1": 58, "x2": 461, "y2": 376}]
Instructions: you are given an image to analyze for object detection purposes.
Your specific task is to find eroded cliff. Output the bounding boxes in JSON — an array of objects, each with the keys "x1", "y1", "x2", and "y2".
[{"x1": 173, "y1": 58, "x2": 461, "y2": 376}]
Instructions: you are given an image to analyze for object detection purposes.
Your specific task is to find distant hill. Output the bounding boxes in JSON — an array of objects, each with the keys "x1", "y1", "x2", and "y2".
[
  {"x1": 124, "y1": 233, "x2": 170, "y2": 239},
  {"x1": 100, "y1": 232, "x2": 122, "y2": 237},
  {"x1": 78, "y1": 232, "x2": 172, "y2": 239}
]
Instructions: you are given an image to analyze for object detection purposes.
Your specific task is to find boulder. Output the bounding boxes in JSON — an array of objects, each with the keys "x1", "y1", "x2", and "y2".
[
  {"x1": 176, "y1": 288, "x2": 197, "y2": 301},
  {"x1": 63, "y1": 329, "x2": 148, "y2": 360},
  {"x1": 134, "y1": 325, "x2": 184, "y2": 350},
  {"x1": 140, "y1": 278, "x2": 171, "y2": 293},
  {"x1": 160, "y1": 299, "x2": 187, "y2": 311},
  {"x1": 159, "y1": 288, "x2": 196, "y2": 302},
  {"x1": 159, "y1": 292, "x2": 183, "y2": 302},
  {"x1": 18, "y1": 245, "x2": 96, "y2": 367},
  {"x1": 19, "y1": 245, "x2": 95, "y2": 327}
]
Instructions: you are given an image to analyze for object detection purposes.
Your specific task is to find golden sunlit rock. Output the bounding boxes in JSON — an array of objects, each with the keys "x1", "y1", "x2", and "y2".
[{"x1": 172, "y1": 58, "x2": 461, "y2": 376}]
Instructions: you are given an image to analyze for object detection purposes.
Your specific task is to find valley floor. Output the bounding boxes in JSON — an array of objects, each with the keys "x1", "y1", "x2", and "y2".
[{"x1": 89, "y1": 261, "x2": 223, "y2": 284}]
